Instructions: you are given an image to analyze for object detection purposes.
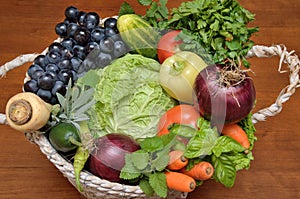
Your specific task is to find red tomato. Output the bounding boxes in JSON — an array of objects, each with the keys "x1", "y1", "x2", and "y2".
[
  {"x1": 157, "y1": 30, "x2": 182, "y2": 63},
  {"x1": 157, "y1": 104, "x2": 200, "y2": 136}
]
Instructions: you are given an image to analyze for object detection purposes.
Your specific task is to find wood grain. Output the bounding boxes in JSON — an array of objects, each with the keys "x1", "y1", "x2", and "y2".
[{"x1": 0, "y1": 0, "x2": 299, "y2": 199}]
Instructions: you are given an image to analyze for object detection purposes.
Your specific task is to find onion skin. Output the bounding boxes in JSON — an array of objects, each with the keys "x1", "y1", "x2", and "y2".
[
  {"x1": 89, "y1": 133, "x2": 140, "y2": 183},
  {"x1": 193, "y1": 64, "x2": 256, "y2": 126}
]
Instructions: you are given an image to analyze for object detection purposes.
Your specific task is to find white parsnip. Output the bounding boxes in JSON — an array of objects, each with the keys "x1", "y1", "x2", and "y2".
[{"x1": 5, "y1": 92, "x2": 52, "y2": 132}]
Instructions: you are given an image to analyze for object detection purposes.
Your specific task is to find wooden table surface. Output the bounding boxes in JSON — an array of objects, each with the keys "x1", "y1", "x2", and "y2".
[{"x1": 0, "y1": 0, "x2": 299, "y2": 198}]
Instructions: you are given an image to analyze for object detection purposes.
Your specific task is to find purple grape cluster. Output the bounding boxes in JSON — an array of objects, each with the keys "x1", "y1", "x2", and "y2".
[{"x1": 23, "y1": 6, "x2": 128, "y2": 104}]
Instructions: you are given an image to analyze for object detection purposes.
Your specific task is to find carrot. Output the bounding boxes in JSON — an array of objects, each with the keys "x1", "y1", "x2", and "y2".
[
  {"x1": 181, "y1": 161, "x2": 214, "y2": 181},
  {"x1": 221, "y1": 123, "x2": 250, "y2": 149},
  {"x1": 165, "y1": 171, "x2": 196, "y2": 193},
  {"x1": 167, "y1": 150, "x2": 188, "y2": 170}
]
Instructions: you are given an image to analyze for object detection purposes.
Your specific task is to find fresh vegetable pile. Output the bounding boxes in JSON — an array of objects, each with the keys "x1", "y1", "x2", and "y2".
[{"x1": 5, "y1": 0, "x2": 260, "y2": 198}]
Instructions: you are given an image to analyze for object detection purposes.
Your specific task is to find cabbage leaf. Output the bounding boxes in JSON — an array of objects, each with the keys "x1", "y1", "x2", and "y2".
[{"x1": 78, "y1": 54, "x2": 177, "y2": 139}]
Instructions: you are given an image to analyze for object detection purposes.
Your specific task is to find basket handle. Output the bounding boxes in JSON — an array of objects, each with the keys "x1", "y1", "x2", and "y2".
[
  {"x1": 246, "y1": 45, "x2": 300, "y2": 124},
  {"x1": 0, "y1": 45, "x2": 299, "y2": 126},
  {"x1": 0, "y1": 53, "x2": 39, "y2": 125}
]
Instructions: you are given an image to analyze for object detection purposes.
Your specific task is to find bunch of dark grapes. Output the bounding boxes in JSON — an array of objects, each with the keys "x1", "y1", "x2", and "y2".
[{"x1": 23, "y1": 6, "x2": 128, "y2": 105}]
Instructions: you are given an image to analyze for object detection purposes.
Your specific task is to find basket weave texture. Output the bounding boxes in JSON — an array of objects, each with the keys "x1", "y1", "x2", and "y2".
[{"x1": 0, "y1": 44, "x2": 299, "y2": 199}]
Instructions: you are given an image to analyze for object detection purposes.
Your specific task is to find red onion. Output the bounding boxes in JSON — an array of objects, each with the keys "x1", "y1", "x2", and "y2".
[
  {"x1": 89, "y1": 133, "x2": 140, "y2": 183},
  {"x1": 193, "y1": 64, "x2": 256, "y2": 127}
]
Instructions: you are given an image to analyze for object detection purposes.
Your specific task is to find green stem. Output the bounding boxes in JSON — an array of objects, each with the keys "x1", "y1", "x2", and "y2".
[
  {"x1": 169, "y1": 61, "x2": 185, "y2": 76},
  {"x1": 69, "y1": 136, "x2": 82, "y2": 147}
]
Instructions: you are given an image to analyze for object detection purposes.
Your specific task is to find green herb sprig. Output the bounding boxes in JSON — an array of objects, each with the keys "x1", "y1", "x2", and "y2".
[
  {"x1": 120, "y1": 133, "x2": 177, "y2": 197},
  {"x1": 167, "y1": 0, "x2": 259, "y2": 68}
]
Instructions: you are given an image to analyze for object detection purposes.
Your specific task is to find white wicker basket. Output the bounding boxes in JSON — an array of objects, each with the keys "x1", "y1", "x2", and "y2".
[{"x1": 0, "y1": 42, "x2": 299, "y2": 198}]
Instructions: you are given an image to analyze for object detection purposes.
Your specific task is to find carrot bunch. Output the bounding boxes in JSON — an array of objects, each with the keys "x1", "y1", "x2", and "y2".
[{"x1": 164, "y1": 150, "x2": 215, "y2": 193}]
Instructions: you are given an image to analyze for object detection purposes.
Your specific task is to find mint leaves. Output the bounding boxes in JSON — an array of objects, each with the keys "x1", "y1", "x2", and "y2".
[{"x1": 120, "y1": 133, "x2": 177, "y2": 197}]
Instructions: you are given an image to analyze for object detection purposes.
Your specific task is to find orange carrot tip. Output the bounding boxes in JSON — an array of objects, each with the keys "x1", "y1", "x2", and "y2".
[
  {"x1": 181, "y1": 161, "x2": 214, "y2": 181},
  {"x1": 221, "y1": 123, "x2": 250, "y2": 149},
  {"x1": 167, "y1": 150, "x2": 188, "y2": 170},
  {"x1": 165, "y1": 171, "x2": 196, "y2": 193}
]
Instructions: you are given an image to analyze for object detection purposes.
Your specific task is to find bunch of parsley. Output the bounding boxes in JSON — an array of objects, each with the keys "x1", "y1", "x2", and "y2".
[{"x1": 120, "y1": 0, "x2": 259, "y2": 68}]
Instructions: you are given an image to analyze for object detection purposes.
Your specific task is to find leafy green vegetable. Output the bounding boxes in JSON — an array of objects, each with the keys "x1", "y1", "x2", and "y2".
[
  {"x1": 183, "y1": 116, "x2": 256, "y2": 188},
  {"x1": 136, "y1": 0, "x2": 258, "y2": 67},
  {"x1": 211, "y1": 154, "x2": 237, "y2": 188},
  {"x1": 212, "y1": 136, "x2": 245, "y2": 157},
  {"x1": 79, "y1": 54, "x2": 177, "y2": 139},
  {"x1": 239, "y1": 113, "x2": 257, "y2": 149},
  {"x1": 184, "y1": 118, "x2": 219, "y2": 159},
  {"x1": 167, "y1": 0, "x2": 258, "y2": 68},
  {"x1": 225, "y1": 151, "x2": 254, "y2": 171},
  {"x1": 149, "y1": 172, "x2": 168, "y2": 198},
  {"x1": 118, "y1": 1, "x2": 135, "y2": 16},
  {"x1": 120, "y1": 133, "x2": 177, "y2": 197},
  {"x1": 139, "y1": 0, "x2": 169, "y2": 28}
]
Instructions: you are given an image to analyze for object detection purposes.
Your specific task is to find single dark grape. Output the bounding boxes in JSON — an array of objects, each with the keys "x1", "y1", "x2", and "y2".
[
  {"x1": 63, "y1": 18, "x2": 70, "y2": 25},
  {"x1": 105, "y1": 28, "x2": 121, "y2": 41},
  {"x1": 37, "y1": 88, "x2": 52, "y2": 103},
  {"x1": 77, "y1": 11, "x2": 86, "y2": 26},
  {"x1": 113, "y1": 40, "x2": 128, "y2": 58},
  {"x1": 67, "y1": 22, "x2": 80, "y2": 38},
  {"x1": 65, "y1": 6, "x2": 79, "y2": 23},
  {"x1": 82, "y1": 57, "x2": 97, "y2": 72},
  {"x1": 83, "y1": 12, "x2": 100, "y2": 30},
  {"x1": 27, "y1": 64, "x2": 44, "y2": 80},
  {"x1": 48, "y1": 42, "x2": 64, "y2": 53},
  {"x1": 90, "y1": 27, "x2": 105, "y2": 43},
  {"x1": 55, "y1": 22, "x2": 68, "y2": 37},
  {"x1": 33, "y1": 55, "x2": 48, "y2": 69},
  {"x1": 104, "y1": 17, "x2": 118, "y2": 31},
  {"x1": 23, "y1": 79, "x2": 39, "y2": 93},
  {"x1": 70, "y1": 70, "x2": 78, "y2": 82},
  {"x1": 38, "y1": 72, "x2": 56, "y2": 90},
  {"x1": 73, "y1": 45, "x2": 86, "y2": 60},
  {"x1": 96, "y1": 52, "x2": 112, "y2": 68},
  {"x1": 73, "y1": 26, "x2": 91, "y2": 46},
  {"x1": 70, "y1": 57, "x2": 83, "y2": 72},
  {"x1": 57, "y1": 58, "x2": 72, "y2": 70},
  {"x1": 61, "y1": 38, "x2": 76, "y2": 52},
  {"x1": 45, "y1": 71, "x2": 58, "y2": 81},
  {"x1": 58, "y1": 69, "x2": 73, "y2": 84},
  {"x1": 52, "y1": 80, "x2": 67, "y2": 96},
  {"x1": 99, "y1": 37, "x2": 114, "y2": 53},
  {"x1": 86, "y1": 41, "x2": 100, "y2": 58},
  {"x1": 46, "y1": 50, "x2": 62, "y2": 64},
  {"x1": 45, "y1": 63, "x2": 60, "y2": 73}
]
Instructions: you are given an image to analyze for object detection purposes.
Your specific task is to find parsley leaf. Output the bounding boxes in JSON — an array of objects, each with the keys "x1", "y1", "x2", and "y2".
[
  {"x1": 118, "y1": 1, "x2": 135, "y2": 16},
  {"x1": 167, "y1": 0, "x2": 259, "y2": 67},
  {"x1": 138, "y1": 0, "x2": 152, "y2": 6}
]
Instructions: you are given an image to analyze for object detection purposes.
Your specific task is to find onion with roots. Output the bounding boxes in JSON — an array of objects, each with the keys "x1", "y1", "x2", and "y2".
[{"x1": 193, "y1": 64, "x2": 256, "y2": 128}]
